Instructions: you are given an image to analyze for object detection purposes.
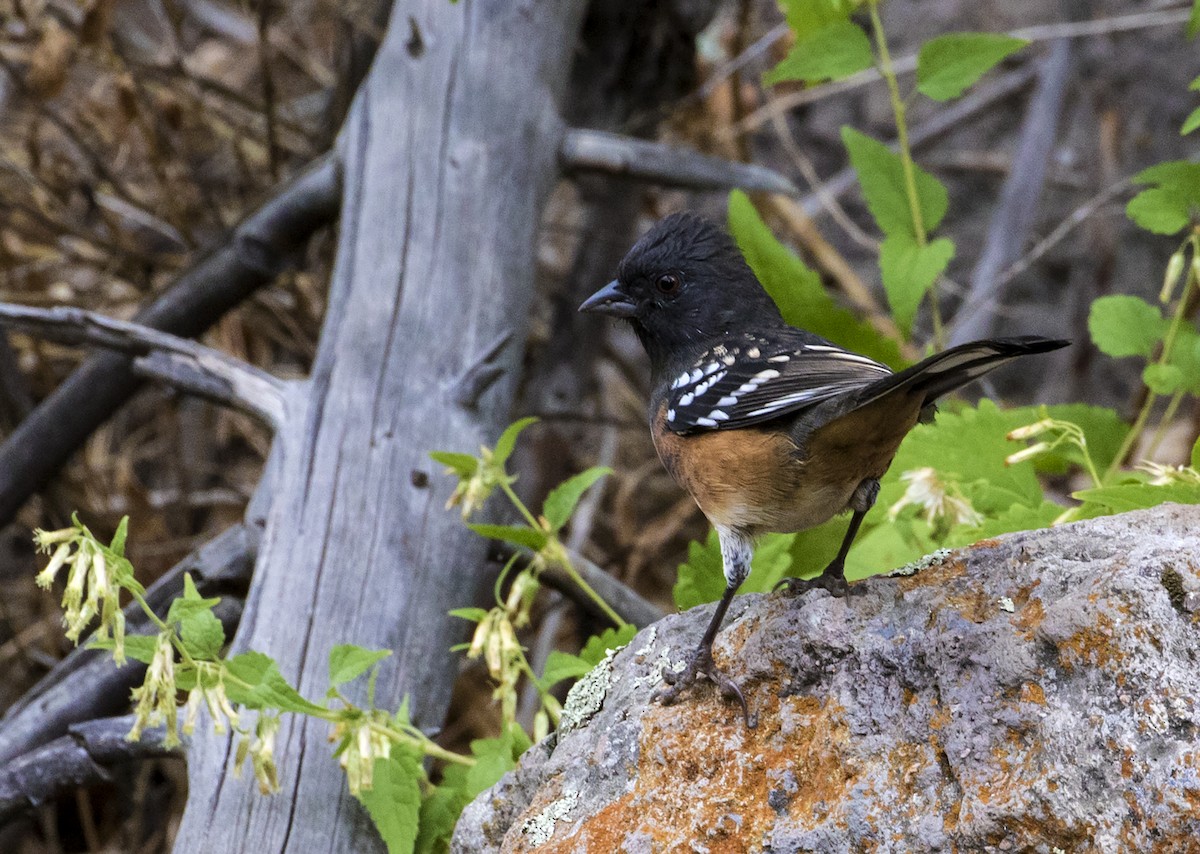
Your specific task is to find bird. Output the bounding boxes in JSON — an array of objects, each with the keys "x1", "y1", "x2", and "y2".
[{"x1": 579, "y1": 212, "x2": 1068, "y2": 726}]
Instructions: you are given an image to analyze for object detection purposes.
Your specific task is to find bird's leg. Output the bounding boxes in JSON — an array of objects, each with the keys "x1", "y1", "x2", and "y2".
[
  {"x1": 778, "y1": 478, "x2": 878, "y2": 599},
  {"x1": 652, "y1": 527, "x2": 756, "y2": 727}
]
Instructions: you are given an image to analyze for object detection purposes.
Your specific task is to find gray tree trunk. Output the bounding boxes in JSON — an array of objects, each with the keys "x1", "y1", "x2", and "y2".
[{"x1": 175, "y1": 2, "x2": 585, "y2": 850}]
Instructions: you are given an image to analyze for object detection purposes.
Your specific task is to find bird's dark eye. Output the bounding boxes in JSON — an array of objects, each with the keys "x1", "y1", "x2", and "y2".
[{"x1": 655, "y1": 273, "x2": 681, "y2": 295}]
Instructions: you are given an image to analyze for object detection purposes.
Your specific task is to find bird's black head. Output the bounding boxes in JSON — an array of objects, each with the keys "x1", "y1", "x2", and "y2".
[{"x1": 579, "y1": 213, "x2": 783, "y2": 370}]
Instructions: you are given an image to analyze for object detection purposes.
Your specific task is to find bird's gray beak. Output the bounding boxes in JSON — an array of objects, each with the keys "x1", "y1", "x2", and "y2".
[{"x1": 579, "y1": 280, "x2": 637, "y2": 318}]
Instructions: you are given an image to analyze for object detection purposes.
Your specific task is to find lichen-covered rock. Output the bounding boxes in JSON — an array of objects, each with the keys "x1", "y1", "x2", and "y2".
[{"x1": 452, "y1": 505, "x2": 1200, "y2": 853}]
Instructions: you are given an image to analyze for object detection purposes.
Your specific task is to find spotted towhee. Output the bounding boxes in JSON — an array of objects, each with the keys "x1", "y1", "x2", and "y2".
[{"x1": 580, "y1": 212, "x2": 1067, "y2": 725}]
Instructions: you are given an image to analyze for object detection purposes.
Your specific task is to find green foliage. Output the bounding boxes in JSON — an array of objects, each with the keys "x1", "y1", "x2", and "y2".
[
  {"x1": 1075, "y1": 481, "x2": 1200, "y2": 514},
  {"x1": 1190, "y1": 0, "x2": 1200, "y2": 39},
  {"x1": 727, "y1": 191, "x2": 904, "y2": 368},
  {"x1": 224, "y1": 652, "x2": 327, "y2": 715},
  {"x1": 779, "y1": 0, "x2": 860, "y2": 37},
  {"x1": 916, "y1": 33, "x2": 1027, "y2": 101},
  {"x1": 1182, "y1": 107, "x2": 1200, "y2": 136},
  {"x1": 841, "y1": 128, "x2": 953, "y2": 336},
  {"x1": 465, "y1": 523, "x2": 547, "y2": 550},
  {"x1": 841, "y1": 127, "x2": 948, "y2": 236},
  {"x1": 879, "y1": 235, "x2": 955, "y2": 334},
  {"x1": 540, "y1": 624, "x2": 637, "y2": 690},
  {"x1": 765, "y1": 20, "x2": 873, "y2": 85},
  {"x1": 329, "y1": 644, "x2": 392, "y2": 689},
  {"x1": 1126, "y1": 161, "x2": 1200, "y2": 234},
  {"x1": 1088, "y1": 295, "x2": 1168, "y2": 359},
  {"x1": 360, "y1": 748, "x2": 424, "y2": 854},
  {"x1": 542, "y1": 466, "x2": 612, "y2": 532}
]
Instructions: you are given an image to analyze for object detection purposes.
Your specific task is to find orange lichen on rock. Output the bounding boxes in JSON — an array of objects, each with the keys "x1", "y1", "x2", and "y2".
[{"x1": 508, "y1": 693, "x2": 854, "y2": 853}]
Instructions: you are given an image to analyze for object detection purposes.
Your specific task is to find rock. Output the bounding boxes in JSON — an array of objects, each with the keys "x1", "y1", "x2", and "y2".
[{"x1": 452, "y1": 505, "x2": 1200, "y2": 853}]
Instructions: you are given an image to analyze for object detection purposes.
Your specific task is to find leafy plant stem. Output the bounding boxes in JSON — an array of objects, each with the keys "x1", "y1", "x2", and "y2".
[
  {"x1": 499, "y1": 482, "x2": 542, "y2": 530},
  {"x1": 867, "y1": 0, "x2": 945, "y2": 347},
  {"x1": 548, "y1": 549, "x2": 627, "y2": 629},
  {"x1": 367, "y1": 720, "x2": 473, "y2": 767},
  {"x1": 1103, "y1": 260, "x2": 1198, "y2": 482}
]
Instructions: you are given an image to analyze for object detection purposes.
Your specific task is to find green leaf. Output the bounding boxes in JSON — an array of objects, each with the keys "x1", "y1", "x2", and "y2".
[
  {"x1": 109, "y1": 516, "x2": 129, "y2": 556},
  {"x1": 1182, "y1": 107, "x2": 1200, "y2": 136},
  {"x1": 90, "y1": 632, "x2": 158, "y2": 664},
  {"x1": 540, "y1": 650, "x2": 592, "y2": 689},
  {"x1": 329, "y1": 644, "x2": 391, "y2": 687},
  {"x1": 1143, "y1": 363, "x2": 1186, "y2": 395},
  {"x1": 428, "y1": 451, "x2": 478, "y2": 478},
  {"x1": 358, "y1": 747, "x2": 423, "y2": 854},
  {"x1": 1074, "y1": 481, "x2": 1200, "y2": 513},
  {"x1": 492, "y1": 417, "x2": 538, "y2": 467},
  {"x1": 673, "y1": 530, "x2": 794, "y2": 609},
  {"x1": 577, "y1": 623, "x2": 637, "y2": 666},
  {"x1": 464, "y1": 723, "x2": 530, "y2": 798},
  {"x1": 415, "y1": 785, "x2": 467, "y2": 854},
  {"x1": 1190, "y1": 0, "x2": 1200, "y2": 39},
  {"x1": 1126, "y1": 161, "x2": 1200, "y2": 235},
  {"x1": 1191, "y1": 75, "x2": 1200, "y2": 92},
  {"x1": 1192, "y1": 436, "x2": 1200, "y2": 469},
  {"x1": 1165, "y1": 326, "x2": 1200, "y2": 394},
  {"x1": 223, "y1": 651, "x2": 326, "y2": 715},
  {"x1": 466, "y1": 523, "x2": 547, "y2": 550},
  {"x1": 779, "y1": 0, "x2": 857, "y2": 37},
  {"x1": 943, "y1": 501, "x2": 1063, "y2": 547},
  {"x1": 166, "y1": 574, "x2": 221, "y2": 626},
  {"x1": 728, "y1": 191, "x2": 904, "y2": 369},
  {"x1": 916, "y1": 33, "x2": 1027, "y2": 101},
  {"x1": 180, "y1": 609, "x2": 225, "y2": 660},
  {"x1": 542, "y1": 467, "x2": 612, "y2": 532},
  {"x1": 881, "y1": 399, "x2": 1046, "y2": 510},
  {"x1": 1087, "y1": 295, "x2": 1166, "y2": 358},
  {"x1": 878, "y1": 234, "x2": 955, "y2": 336},
  {"x1": 448, "y1": 607, "x2": 489, "y2": 623},
  {"x1": 765, "y1": 20, "x2": 873, "y2": 85},
  {"x1": 842, "y1": 127, "x2": 949, "y2": 237}
]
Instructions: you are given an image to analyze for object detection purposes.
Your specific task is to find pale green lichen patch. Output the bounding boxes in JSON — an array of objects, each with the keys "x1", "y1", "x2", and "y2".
[
  {"x1": 519, "y1": 787, "x2": 579, "y2": 847},
  {"x1": 560, "y1": 647, "x2": 618, "y2": 734},
  {"x1": 889, "y1": 548, "x2": 952, "y2": 577}
]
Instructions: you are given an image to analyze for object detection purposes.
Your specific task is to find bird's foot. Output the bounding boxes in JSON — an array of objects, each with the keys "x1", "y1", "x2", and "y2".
[
  {"x1": 774, "y1": 562, "x2": 860, "y2": 599},
  {"x1": 651, "y1": 644, "x2": 755, "y2": 728}
]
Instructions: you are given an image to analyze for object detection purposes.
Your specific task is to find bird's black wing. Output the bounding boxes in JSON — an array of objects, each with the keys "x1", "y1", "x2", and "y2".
[{"x1": 664, "y1": 333, "x2": 892, "y2": 434}]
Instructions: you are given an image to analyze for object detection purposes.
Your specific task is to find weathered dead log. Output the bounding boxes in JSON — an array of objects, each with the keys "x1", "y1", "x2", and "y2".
[{"x1": 173, "y1": 2, "x2": 586, "y2": 851}]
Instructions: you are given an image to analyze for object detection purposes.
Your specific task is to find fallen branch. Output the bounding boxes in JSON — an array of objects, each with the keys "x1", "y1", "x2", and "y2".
[
  {"x1": 0, "y1": 716, "x2": 182, "y2": 824},
  {"x1": 560, "y1": 128, "x2": 798, "y2": 195},
  {"x1": 0, "y1": 150, "x2": 340, "y2": 527},
  {"x1": 948, "y1": 39, "x2": 1074, "y2": 345},
  {"x1": 0, "y1": 304, "x2": 288, "y2": 429}
]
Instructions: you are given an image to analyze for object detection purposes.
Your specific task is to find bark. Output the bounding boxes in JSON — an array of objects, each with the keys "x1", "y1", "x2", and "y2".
[{"x1": 174, "y1": 2, "x2": 584, "y2": 851}]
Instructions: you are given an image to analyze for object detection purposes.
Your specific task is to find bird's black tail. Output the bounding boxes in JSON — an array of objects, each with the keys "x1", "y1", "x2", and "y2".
[{"x1": 859, "y1": 336, "x2": 1069, "y2": 408}]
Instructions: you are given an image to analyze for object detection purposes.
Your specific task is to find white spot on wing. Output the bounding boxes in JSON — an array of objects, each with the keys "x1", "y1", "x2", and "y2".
[
  {"x1": 768, "y1": 355, "x2": 790, "y2": 363},
  {"x1": 689, "y1": 368, "x2": 703, "y2": 383},
  {"x1": 695, "y1": 416, "x2": 718, "y2": 427},
  {"x1": 747, "y1": 346, "x2": 760, "y2": 358},
  {"x1": 666, "y1": 408, "x2": 675, "y2": 422},
  {"x1": 671, "y1": 371, "x2": 689, "y2": 389},
  {"x1": 710, "y1": 410, "x2": 729, "y2": 421},
  {"x1": 754, "y1": 369, "x2": 781, "y2": 381},
  {"x1": 716, "y1": 395, "x2": 738, "y2": 407},
  {"x1": 678, "y1": 392, "x2": 694, "y2": 406},
  {"x1": 703, "y1": 361, "x2": 721, "y2": 375}
]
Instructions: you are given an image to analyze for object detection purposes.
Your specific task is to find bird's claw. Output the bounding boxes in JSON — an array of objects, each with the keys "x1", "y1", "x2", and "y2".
[
  {"x1": 651, "y1": 645, "x2": 756, "y2": 728},
  {"x1": 774, "y1": 566, "x2": 861, "y2": 599}
]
